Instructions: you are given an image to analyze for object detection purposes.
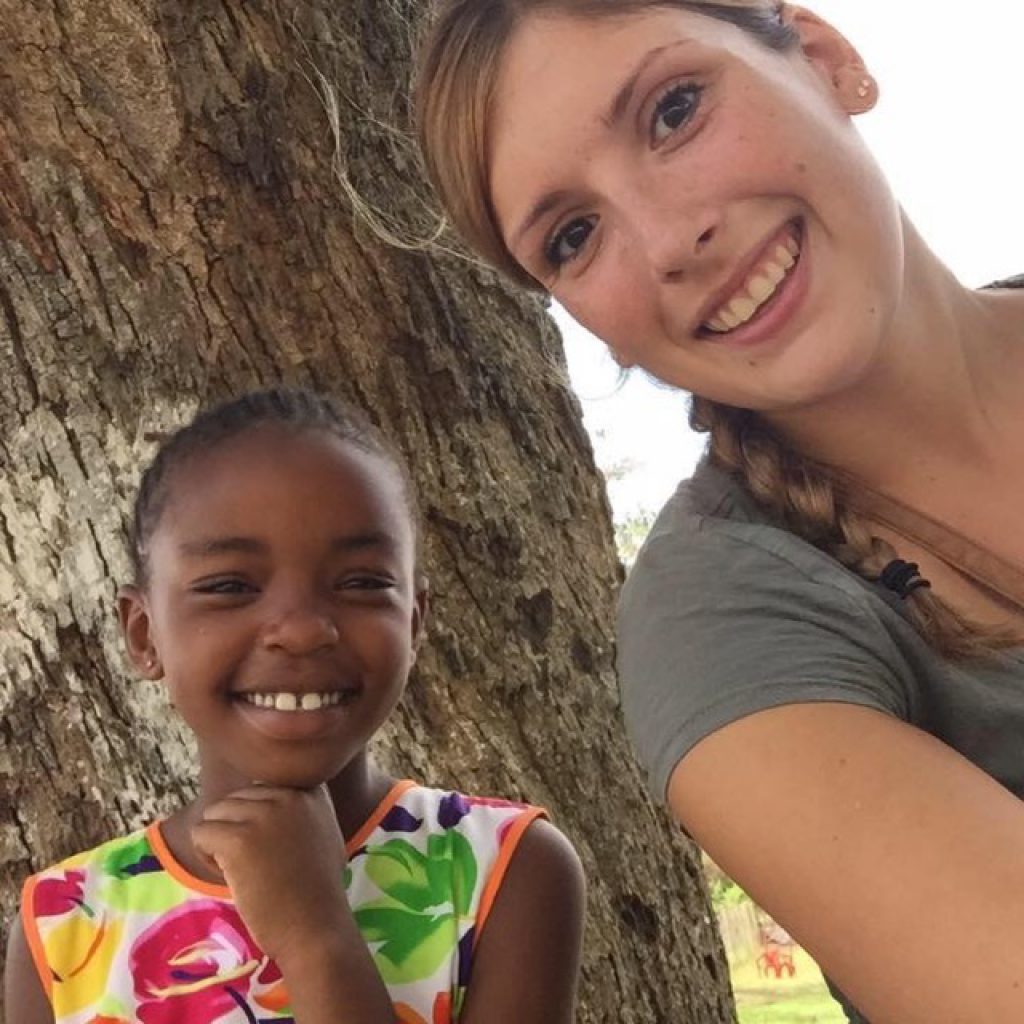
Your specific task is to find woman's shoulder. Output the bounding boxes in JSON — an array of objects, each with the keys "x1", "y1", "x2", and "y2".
[
  {"x1": 985, "y1": 273, "x2": 1024, "y2": 290},
  {"x1": 631, "y1": 457, "x2": 871, "y2": 604}
]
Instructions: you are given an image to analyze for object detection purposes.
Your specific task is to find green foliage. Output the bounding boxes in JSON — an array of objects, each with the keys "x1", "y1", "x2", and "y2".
[{"x1": 615, "y1": 509, "x2": 656, "y2": 567}]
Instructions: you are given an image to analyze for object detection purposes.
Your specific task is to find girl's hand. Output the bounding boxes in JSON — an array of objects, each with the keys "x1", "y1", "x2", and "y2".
[{"x1": 191, "y1": 784, "x2": 349, "y2": 967}]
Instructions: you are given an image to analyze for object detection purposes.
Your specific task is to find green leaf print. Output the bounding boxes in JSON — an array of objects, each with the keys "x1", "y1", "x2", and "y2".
[
  {"x1": 102, "y1": 836, "x2": 154, "y2": 880},
  {"x1": 99, "y1": 871, "x2": 183, "y2": 914},
  {"x1": 364, "y1": 839, "x2": 445, "y2": 912},
  {"x1": 353, "y1": 905, "x2": 458, "y2": 984},
  {"x1": 426, "y1": 831, "x2": 477, "y2": 917},
  {"x1": 99, "y1": 837, "x2": 183, "y2": 913}
]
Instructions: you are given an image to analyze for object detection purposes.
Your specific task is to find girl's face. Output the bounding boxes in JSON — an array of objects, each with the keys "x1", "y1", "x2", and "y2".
[
  {"x1": 488, "y1": 7, "x2": 904, "y2": 412},
  {"x1": 120, "y1": 426, "x2": 425, "y2": 792}
]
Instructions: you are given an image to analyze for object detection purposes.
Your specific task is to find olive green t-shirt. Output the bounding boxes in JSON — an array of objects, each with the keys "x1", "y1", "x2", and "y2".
[
  {"x1": 618, "y1": 457, "x2": 1024, "y2": 804},
  {"x1": 618, "y1": 456, "x2": 1024, "y2": 1024}
]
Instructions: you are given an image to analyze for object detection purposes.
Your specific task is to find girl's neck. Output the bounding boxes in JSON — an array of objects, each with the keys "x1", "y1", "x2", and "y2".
[
  {"x1": 765, "y1": 216, "x2": 1024, "y2": 498},
  {"x1": 162, "y1": 753, "x2": 397, "y2": 886}
]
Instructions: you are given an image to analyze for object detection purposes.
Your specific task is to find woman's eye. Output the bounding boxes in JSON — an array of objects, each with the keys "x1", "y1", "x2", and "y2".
[
  {"x1": 651, "y1": 82, "x2": 703, "y2": 144},
  {"x1": 544, "y1": 216, "x2": 596, "y2": 267}
]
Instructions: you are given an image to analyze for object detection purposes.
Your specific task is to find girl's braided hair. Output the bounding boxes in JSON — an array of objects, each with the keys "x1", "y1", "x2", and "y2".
[{"x1": 130, "y1": 388, "x2": 417, "y2": 583}]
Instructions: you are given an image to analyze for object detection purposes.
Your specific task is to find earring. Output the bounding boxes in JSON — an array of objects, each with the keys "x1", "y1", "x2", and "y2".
[{"x1": 847, "y1": 71, "x2": 877, "y2": 113}]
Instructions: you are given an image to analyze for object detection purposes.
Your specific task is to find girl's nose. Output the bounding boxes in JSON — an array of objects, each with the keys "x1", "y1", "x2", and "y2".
[{"x1": 261, "y1": 604, "x2": 340, "y2": 655}]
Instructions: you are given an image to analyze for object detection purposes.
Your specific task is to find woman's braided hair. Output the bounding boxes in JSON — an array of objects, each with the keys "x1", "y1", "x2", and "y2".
[{"x1": 690, "y1": 397, "x2": 1010, "y2": 658}]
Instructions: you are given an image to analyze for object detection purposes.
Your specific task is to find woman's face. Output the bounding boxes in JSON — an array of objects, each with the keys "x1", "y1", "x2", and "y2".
[{"x1": 488, "y1": 6, "x2": 904, "y2": 412}]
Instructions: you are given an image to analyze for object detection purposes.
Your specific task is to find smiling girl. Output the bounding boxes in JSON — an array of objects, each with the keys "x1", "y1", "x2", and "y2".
[
  {"x1": 415, "y1": 3, "x2": 1024, "y2": 1021},
  {"x1": 4, "y1": 388, "x2": 584, "y2": 1024}
]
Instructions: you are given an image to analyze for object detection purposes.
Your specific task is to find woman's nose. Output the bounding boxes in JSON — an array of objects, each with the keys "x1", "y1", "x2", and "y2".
[{"x1": 629, "y1": 191, "x2": 722, "y2": 281}]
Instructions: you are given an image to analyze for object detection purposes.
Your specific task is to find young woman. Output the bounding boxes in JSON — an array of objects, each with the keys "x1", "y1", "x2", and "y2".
[
  {"x1": 415, "y1": 3, "x2": 1024, "y2": 1021},
  {"x1": 5, "y1": 389, "x2": 584, "y2": 1024}
]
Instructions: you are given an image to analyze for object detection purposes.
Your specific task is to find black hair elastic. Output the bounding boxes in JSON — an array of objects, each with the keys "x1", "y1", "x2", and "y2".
[{"x1": 879, "y1": 559, "x2": 931, "y2": 599}]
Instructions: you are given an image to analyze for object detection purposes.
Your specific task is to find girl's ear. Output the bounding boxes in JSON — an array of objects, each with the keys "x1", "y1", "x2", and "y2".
[
  {"x1": 117, "y1": 584, "x2": 163, "y2": 679},
  {"x1": 783, "y1": 5, "x2": 878, "y2": 114},
  {"x1": 409, "y1": 577, "x2": 430, "y2": 662}
]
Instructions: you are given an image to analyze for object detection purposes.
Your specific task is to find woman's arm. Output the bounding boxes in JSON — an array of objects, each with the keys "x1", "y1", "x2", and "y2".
[
  {"x1": 4, "y1": 915, "x2": 55, "y2": 1024},
  {"x1": 459, "y1": 818, "x2": 585, "y2": 1024},
  {"x1": 670, "y1": 701, "x2": 1024, "y2": 1023}
]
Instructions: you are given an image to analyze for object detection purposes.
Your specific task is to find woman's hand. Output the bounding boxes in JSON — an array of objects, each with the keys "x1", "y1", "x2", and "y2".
[{"x1": 192, "y1": 783, "x2": 349, "y2": 967}]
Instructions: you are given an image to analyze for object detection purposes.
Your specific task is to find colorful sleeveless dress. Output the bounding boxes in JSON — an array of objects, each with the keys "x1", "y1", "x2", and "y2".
[{"x1": 21, "y1": 781, "x2": 544, "y2": 1024}]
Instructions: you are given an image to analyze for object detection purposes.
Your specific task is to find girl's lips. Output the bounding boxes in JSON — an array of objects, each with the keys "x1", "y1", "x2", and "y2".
[
  {"x1": 234, "y1": 696, "x2": 357, "y2": 742},
  {"x1": 697, "y1": 220, "x2": 810, "y2": 349}
]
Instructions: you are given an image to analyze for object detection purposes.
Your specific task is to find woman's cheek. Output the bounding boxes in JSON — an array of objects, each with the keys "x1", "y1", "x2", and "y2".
[{"x1": 560, "y1": 255, "x2": 648, "y2": 357}]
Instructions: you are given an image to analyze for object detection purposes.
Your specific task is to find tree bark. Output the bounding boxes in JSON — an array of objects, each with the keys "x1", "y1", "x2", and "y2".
[{"x1": 0, "y1": 2, "x2": 735, "y2": 1020}]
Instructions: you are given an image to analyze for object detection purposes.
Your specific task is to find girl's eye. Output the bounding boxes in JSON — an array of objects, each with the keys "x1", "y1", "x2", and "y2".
[
  {"x1": 193, "y1": 578, "x2": 253, "y2": 596},
  {"x1": 544, "y1": 216, "x2": 597, "y2": 268},
  {"x1": 651, "y1": 82, "x2": 703, "y2": 144},
  {"x1": 338, "y1": 575, "x2": 396, "y2": 592}
]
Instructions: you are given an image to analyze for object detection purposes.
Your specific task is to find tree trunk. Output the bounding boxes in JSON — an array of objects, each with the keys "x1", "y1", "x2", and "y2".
[{"x1": 0, "y1": 2, "x2": 735, "y2": 1020}]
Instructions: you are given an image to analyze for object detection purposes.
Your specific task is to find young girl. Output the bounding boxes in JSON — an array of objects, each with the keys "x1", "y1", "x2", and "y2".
[
  {"x1": 5, "y1": 388, "x2": 585, "y2": 1024},
  {"x1": 414, "y1": 3, "x2": 1024, "y2": 1022}
]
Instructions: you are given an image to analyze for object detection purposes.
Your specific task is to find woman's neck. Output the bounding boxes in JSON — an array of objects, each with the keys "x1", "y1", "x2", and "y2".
[{"x1": 765, "y1": 217, "x2": 1024, "y2": 498}]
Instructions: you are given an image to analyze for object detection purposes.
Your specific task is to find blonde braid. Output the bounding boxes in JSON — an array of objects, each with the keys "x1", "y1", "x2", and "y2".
[{"x1": 689, "y1": 396, "x2": 1010, "y2": 659}]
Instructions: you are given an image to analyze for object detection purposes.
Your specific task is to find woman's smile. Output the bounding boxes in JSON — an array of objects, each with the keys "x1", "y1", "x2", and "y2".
[{"x1": 695, "y1": 217, "x2": 809, "y2": 347}]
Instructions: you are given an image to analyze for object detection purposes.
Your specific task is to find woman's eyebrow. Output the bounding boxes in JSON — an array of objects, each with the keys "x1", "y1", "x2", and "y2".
[
  {"x1": 510, "y1": 189, "x2": 573, "y2": 252},
  {"x1": 602, "y1": 42, "x2": 684, "y2": 128}
]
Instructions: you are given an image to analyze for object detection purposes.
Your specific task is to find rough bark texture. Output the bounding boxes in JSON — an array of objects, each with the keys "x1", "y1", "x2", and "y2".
[{"x1": 0, "y1": 2, "x2": 735, "y2": 1021}]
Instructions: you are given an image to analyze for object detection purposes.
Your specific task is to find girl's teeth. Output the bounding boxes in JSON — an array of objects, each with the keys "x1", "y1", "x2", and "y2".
[{"x1": 242, "y1": 691, "x2": 344, "y2": 711}]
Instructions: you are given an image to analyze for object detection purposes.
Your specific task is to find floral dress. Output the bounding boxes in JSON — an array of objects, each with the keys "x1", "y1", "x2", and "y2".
[{"x1": 21, "y1": 781, "x2": 543, "y2": 1024}]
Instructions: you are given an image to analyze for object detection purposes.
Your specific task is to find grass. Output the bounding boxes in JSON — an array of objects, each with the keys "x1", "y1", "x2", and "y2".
[{"x1": 730, "y1": 946, "x2": 848, "y2": 1024}]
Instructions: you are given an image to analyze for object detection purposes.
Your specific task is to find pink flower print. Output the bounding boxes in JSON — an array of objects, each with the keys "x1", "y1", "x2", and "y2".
[
  {"x1": 130, "y1": 901, "x2": 265, "y2": 1024},
  {"x1": 34, "y1": 870, "x2": 88, "y2": 918},
  {"x1": 465, "y1": 796, "x2": 523, "y2": 811}
]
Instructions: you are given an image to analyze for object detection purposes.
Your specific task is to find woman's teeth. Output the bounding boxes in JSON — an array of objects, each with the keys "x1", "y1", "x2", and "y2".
[
  {"x1": 703, "y1": 233, "x2": 800, "y2": 334},
  {"x1": 241, "y1": 691, "x2": 348, "y2": 711}
]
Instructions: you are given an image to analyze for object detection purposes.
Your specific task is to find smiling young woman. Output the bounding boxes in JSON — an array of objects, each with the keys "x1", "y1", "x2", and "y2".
[{"x1": 416, "y1": 3, "x2": 1024, "y2": 1022}]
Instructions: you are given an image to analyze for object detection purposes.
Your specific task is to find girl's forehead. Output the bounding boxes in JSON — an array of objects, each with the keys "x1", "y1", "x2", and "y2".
[{"x1": 155, "y1": 427, "x2": 412, "y2": 543}]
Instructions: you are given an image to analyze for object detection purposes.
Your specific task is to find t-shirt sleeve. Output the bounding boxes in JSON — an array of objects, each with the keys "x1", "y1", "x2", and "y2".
[{"x1": 617, "y1": 514, "x2": 916, "y2": 801}]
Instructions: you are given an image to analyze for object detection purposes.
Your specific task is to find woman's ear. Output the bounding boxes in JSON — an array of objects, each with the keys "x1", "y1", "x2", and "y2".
[
  {"x1": 783, "y1": 5, "x2": 878, "y2": 114},
  {"x1": 117, "y1": 584, "x2": 163, "y2": 679}
]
